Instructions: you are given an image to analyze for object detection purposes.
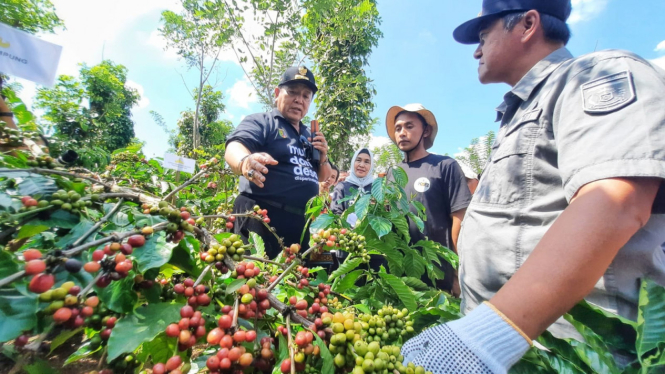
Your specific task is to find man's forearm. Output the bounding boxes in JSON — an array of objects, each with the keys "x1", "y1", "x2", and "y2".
[
  {"x1": 225, "y1": 141, "x2": 251, "y2": 175},
  {"x1": 490, "y1": 178, "x2": 661, "y2": 339},
  {"x1": 451, "y1": 209, "x2": 466, "y2": 253},
  {"x1": 318, "y1": 161, "x2": 332, "y2": 182}
]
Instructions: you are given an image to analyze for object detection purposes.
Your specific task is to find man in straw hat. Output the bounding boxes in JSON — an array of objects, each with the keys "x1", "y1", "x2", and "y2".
[
  {"x1": 400, "y1": 0, "x2": 665, "y2": 372},
  {"x1": 386, "y1": 104, "x2": 472, "y2": 294}
]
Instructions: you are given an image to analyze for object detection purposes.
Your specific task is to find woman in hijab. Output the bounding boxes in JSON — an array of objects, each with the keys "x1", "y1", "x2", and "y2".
[{"x1": 331, "y1": 148, "x2": 374, "y2": 215}]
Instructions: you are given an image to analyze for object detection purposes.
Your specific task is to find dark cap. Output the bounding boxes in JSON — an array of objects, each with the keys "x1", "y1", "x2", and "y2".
[
  {"x1": 453, "y1": 0, "x2": 571, "y2": 44},
  {"x1": 278, "y1": 66, "x2": 318, "y2": 94}
]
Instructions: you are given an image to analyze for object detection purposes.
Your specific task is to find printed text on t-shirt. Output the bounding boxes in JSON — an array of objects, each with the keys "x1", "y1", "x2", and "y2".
[{"x1": 288, "y1": 145, "x2": 318, "y2": 184}]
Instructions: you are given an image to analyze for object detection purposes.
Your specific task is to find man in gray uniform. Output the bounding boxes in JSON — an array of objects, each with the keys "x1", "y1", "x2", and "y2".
[{"x1": 401, "y1": 1, "x2": 665, "y2": 373}]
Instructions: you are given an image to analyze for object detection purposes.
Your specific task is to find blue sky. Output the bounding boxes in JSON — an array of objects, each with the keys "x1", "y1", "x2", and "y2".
[{"x1": 13, "y1": 0, "x2": 665, "y2": 162}]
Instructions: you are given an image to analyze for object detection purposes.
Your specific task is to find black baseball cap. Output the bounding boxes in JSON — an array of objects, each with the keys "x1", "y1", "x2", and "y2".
[
  {"x1": 279, "y1": 66, "x2": 318, "y2": 94},
  {"x1": 453, "y1": 0, "x2": 571, "y2": 44}
]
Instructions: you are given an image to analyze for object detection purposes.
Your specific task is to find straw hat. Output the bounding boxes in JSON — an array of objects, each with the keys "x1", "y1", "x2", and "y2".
[{"x1": 385, "y1": 103, "x2": 438, "y2": 150}]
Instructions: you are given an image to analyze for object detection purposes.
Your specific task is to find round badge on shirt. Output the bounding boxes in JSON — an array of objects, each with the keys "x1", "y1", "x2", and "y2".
[{"x1": 414, "y1": 177, "x2": 431, "y2": 193}]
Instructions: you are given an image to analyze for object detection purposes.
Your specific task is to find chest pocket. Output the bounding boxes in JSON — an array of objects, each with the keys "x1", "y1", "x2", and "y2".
[{"x1": 474, "y1": 115, "x2": 541, "y2": 206}]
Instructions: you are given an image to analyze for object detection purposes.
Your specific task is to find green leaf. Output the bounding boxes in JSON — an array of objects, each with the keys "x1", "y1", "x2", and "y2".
[
  {"x1": 56, "y1": 219, "x2": 95, "y2": 248},
  {"x1": 32, "y1": 210, "x2": 80, "y2": 229},
  {"x1": 50, "y1": 327, "x2": 83, "y2": 353},
  {"x1": 392, "y1": 166, "x2": 408, "y2": 188},
  {"x1": 0, "y1": 250, "x2": 20, "y2": 278},
  {"x1": 107, "y1": 302, "x2": 182, "y2": 361},
  {"x1": 314, "y1": 333, "x2": 335, "y2": 374},
  {"x1": 366, "y1": 237, "x2": 404, "y2": 276},
  {"x1": 329, "y1": 257, "x2": 363, "y2": 281},
  {"x1": 169, "y1": 238, "x2": 197, "y2": 275},
  {"x1": 563, "y1": 314, "x2": 621, "y2": 374},
  {"x1": 226, "y1": 279, "x2": 247, "y2": 294},
  {"x1": 354, "y1": 194, "x2": 371, "y2": 221},
  {"x1": 333, "y1": 270, "x2": 364, "y2": 294},
  {"x1": 249, "y1": 232, "x2": 265, "y2": 257},
  {"x1": 368, "y1": 215, "x2": 392, "y2": 238},
  {"x1": 0, "y1": 289, "x2": 38, "y2": 343},
  {"x1": 65, "y1": 342, "x2": 101, "y2": 365},
  {"x1": 568, "y1": 300, "x2": 636, "y2": 353},
  {"x1": 371, "y1": 178, "x2": 384, "y2": 203},
  {"x1": 17, "y1": 224, "x2": 49, "y2": 239},
  {"x1": 536, "y1": 332, "x2": 589, "y2": 374},
  {"x1": 16, "y1": 175, "x2": 57, "y2": 197},
  {"x1": 311, "y1": 213, "x2": 335, "y2": 231},
  {"x1": 390, "y1": 212, "x2": 410, "y2": 242},
  {"x1": 378, "y1": 272, "x2": 418, "y2": 312},
  {"x1": 412, "y1": 201, "x2": 426, "y2": 215},
  {"x1": 637, "y1": 279, "x2": 665, "y2": 358},
  {"x1": 354, "y1": 304, "x2": 371, "y2": 314},
  {"x1": 402, "y1": 277, "x2": 429, "y2": 291},
  {"x1": 135, "y1": 332, "x2": 181, "y2": 365},
  {"x1": 134, "y1": 232, "x2": 177, "y2": 273},
  {"x1": 403, "y1": 249, "x2": 425, "y2": 278},
  {"x1": 509, "y1": 353, "x2": 552, "y2": 373},
  {"x1": 24, "y1": 358, "x2": 60, "y2": 374},
  {"x1": 407, "y1": 212, "x2": 424, "y2": 232},
  {"x1": 105, "y1": 203, "x2": 131, "y2": 227},
  {"x1": 0, "y1": 192, "x2": 17, "y2": 211},
  {"x1": 96, "y1": 275, "x2": 138, "y2": 314},
  {"x1": 272, "y1": 334, "x2": 290, "y2": 374}
]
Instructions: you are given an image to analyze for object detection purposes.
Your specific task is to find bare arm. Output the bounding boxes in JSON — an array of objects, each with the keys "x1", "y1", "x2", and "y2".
[
  {"x1": 224, "y1": 141, "x2": 251, "y2": 175},
  {"x1": 491, "y1": 178, "x2": 661, "y2": 339},
  {"x1": 318, "y1": 162, "x2": 332, "y2": 183},
  {"x1": 451, "y1": 208, "x2": 466, "y2": 253}
]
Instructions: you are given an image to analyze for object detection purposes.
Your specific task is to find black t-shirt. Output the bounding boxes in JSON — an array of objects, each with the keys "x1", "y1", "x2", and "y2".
[
  {"x1": 226, "y1": 109, "x2": 319, "y2": 209},
  {"x1": 397, "y1": 154, "x2": 472, "y2": 250}
]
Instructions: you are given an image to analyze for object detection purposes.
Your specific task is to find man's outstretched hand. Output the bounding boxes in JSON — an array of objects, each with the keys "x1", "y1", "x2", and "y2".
[{"x1": 401, "y1": 303, "x2": 531, "y2": 374}]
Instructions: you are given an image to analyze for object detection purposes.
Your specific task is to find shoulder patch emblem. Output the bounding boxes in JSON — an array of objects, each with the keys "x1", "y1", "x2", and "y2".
[
  {"x1": 581, "y1": 71, "x2": 636, "y2": 114},
  {"x1": 414, "y1": 177, "x2": 431, "y2": 193}
]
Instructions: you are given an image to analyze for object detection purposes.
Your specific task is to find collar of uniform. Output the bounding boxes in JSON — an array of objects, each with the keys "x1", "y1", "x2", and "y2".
[
  {"x1": 272, "y1": 108, "x2": 305, "y2": 133},
  {"x1": 494, "y1": 48, "x2": 573, "y2": 122},
  {"x1": 510, "y1": 47, "x2": 573, "y2": 102}
]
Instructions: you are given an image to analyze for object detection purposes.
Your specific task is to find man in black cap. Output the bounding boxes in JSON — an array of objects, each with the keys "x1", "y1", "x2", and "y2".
[
  {"x1": 401, "y1": 1, "x2": 665, "y2": 373},
  {"x1": 225, "y1": 66, "x2": 332, "y2": 258}
]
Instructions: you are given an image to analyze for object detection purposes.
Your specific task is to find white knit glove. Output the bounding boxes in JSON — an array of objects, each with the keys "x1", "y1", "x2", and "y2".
[{"x1": 401, "y1": 302, "x2": 532, "y2": 374}]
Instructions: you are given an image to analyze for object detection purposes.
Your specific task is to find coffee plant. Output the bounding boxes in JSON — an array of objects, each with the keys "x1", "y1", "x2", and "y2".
[{"x1": 0, "y1": 141, "x2": 663, "y2": 374}]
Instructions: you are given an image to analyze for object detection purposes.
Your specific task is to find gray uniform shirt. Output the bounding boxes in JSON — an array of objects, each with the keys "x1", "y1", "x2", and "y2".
[{"x1": 458, "y1": 48, "x2": 665, "y2": 339}]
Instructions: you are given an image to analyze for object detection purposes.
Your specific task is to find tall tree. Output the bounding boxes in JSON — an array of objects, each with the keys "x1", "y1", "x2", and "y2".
[
  {"x1": 168, "y1": 85, "x2": 233, "y2": 157},
  {"x1": 34, "y1": 60, "x2": 140, "y2": 167},
  {"x1": 372, "y1": 142, "x2": 403, "y2": 174},
  {"x1": 160, "y1": 0, "x2": 235, "y2": 149},
  {"x1": 220, "y1": 0, "x2": 306, "y2": 109},
  {"x1": 303, "y1": 0, "x2": 382, "y2": 167},
  {"x1": 0, "y1": 0, "x2": 63, "y2": 34},
  {"x1": 455, "y1": 130, "x2": 495, "y2": 176}
]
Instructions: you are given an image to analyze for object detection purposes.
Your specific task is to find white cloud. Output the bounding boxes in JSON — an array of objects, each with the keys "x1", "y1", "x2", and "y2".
[
  {"x1": 651, "y1": 56, "x2": 665, "y2": 70},
  {"x1": 12, "y1": 0, "x2": 181, "y2": 108},
  {"x1": 656, "y1": 40, "x2": 665, "y2": 52},
  {"x1": 569, "y1": 0, "x2": 609, "y2": 24},
  {"x1": 125, "y1": 80, "x2": 150, "y2": 109},
  {"x1": 226, "y1": 78, "x2": 258, "y2": 109},
  {"x1": 369, "y1": 135, "x2": 393, "y2": 150},
  {"x1": 146, "y1": 30, "x2": 179, "y2": 60}
]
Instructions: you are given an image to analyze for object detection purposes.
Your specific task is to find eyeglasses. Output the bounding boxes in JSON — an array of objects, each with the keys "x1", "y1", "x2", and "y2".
[{"x1": 282, "y1": 88, "x2": 313, "y2": 103}]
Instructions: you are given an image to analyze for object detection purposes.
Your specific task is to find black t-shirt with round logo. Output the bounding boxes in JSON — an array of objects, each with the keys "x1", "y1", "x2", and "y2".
[
  {"x1": 398, "y1": 154, "x2": 471, "y2": 249},
  {"x1": 226, "y1": 109, "x2": 319, "y2": 210}
]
